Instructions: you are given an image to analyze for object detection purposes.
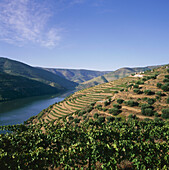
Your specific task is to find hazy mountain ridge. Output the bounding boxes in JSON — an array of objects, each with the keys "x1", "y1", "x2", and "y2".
[
  {"x1": 0, "y1": 57, "x2": 77, "y2": 90},
  {"x1": 41, "y1": 68, "x2": 111, "y2": 83},
  {"x1": 77, "y1": 65, "x2": 162, "y2": 89}
]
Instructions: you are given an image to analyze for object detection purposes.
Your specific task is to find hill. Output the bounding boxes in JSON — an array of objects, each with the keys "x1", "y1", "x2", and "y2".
[
  {"x1": 32, "y1": 64, "x2": 169, "y2": 123},
  {"x1": 2, "y1": 64, "x2": 169, "y2": 169},
  {"x1": 0, "y1": 72, "x2": 63, "y2": 102},
  {"x1": 77, "y1": 65, "x2": 161, "y2": 89},
  {"x1": 41, "y1": 68, "x2": 111, "y2": 83},
  {"x1": 0, "y1": 57, "x2": 77, "y2": 90}
]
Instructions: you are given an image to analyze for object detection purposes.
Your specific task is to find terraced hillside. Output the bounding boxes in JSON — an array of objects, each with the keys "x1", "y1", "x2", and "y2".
[{"x1": 32, "y1": 65, "x2": 169, "y2": 124}]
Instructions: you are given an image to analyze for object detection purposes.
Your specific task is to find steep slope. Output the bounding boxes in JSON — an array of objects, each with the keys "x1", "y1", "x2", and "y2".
[
  {"x1": 0, "y1": 57, "x2": 78, "y2": 90},
  {"x1": 32, "y1": 64, "x2": 169, "y2": 124},
  {"x1": 42, "y1": 68, "x2": 111, "y2": 83},
  {"x1": 0, "y1": 72, "x2": 63, "y2": 102},
  {"x1": 77, "y1": 65, "x2": 161, "y2": 89}
]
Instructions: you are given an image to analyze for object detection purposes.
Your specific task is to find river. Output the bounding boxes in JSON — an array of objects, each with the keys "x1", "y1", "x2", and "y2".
[{"x1": 0, "y1": 93, "x2": 71, "y2": 126}]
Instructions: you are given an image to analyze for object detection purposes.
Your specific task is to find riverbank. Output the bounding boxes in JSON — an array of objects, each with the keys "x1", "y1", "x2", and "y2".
[{"x1": 0, "y1": 93, "x2": 68, "y2": 126}]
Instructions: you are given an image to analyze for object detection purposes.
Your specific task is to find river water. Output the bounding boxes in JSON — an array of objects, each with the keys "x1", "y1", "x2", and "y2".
[{"x1": 0, "y1": 94, "x2": 67, "y2": 126}]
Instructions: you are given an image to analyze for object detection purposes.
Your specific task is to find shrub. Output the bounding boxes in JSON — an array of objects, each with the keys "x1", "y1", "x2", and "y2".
[
  {"x1": 133, "y1": 88, "x2": 142, "y2": 94},
  {"x1": 142, "y1": 97, "x2": 147, "y2": 101},
  {"x1": 127, "y1": 84, "x2": 133, "y2": 88},
  {"x1": 150, "y1": 75, "x2": 158, "y2": 79},
  {"x1": 135, "y1": 80, "x2": 144, "y2": 85},
  {"x1": 102, "y1": 107, "x2": 108, "y2": 112},
  {"x1": 90, "y1": 102, "x2": 96, "y2": 106},
  {"x1": 144, "y1": 90, "x2": 155, "y2": 95},
  {"x1": 161, "y1": 108, "x2": 169, "y2": 119},
  {"x1": 83, "y1": 115, "x2": 87, "y2": 120},
  {"x1": 144, "y1": 118, "x2": 151, "y2": 121},
  {"x1": 161, "y1": 83, "x2": 169, "y2": 92},
  {"x1": 155, "y1": 96, "x2": 160, "y2": 100},
  {"x1": 128, "y1": 114, "x2": 137, "y2": 119},
  {"x1": 97, "y1": 116, "x2": 105, "y2": 124},
  {"x1": 114, "y1": 91, "x2": 119, "y2": 94},
  {"x1": 143, "y1": 108, "x2": 154, "y2": 116},
  {"x1": 141, "y1": 104, "x2": 154, "y2": 116},
  {"x1": 94, "y1": 113, "x2": 99, "y2": 119},
  {"x1": 115, "y1": 117, "x2": 122, "y2": 121},
  {"x1": 154, "y1": 112, "x2": 160, "y2": 117},
  {"x1": 154, "y1": 117, "x2": 162, "y2": 122},
  {"x1": 147, "y1": 98, "x2": 156, "y2": 105},
  {"x1": 133, "y1": 84, "x2": 139, "y2": 88},
  {"x1": 74, "y1": 118, "x2": 80, "y2": 123},
  {"x1": 156, "y1": 91, "x2": 166, "y2": 96},
  {"x1": 95, "y1": 104, "x2": 102, "y2": 111},
  {"x1": 108, "y1": 108, "x2": 121, "y2": 115},
  {"x1": 104, "y1": 100, "x2": 110, "y2": 106},
  {"x1": 157, "y1": 83, "x2": 162, "y2": 88},
  {"x1": 165, "y1": 75, "x2": 169, "y2": 79},
  {"x1": 88, "y1": 119, "x2": 95, "y2": 125},
  {"x1": 86, "y1": 106, "x2": 93, "y2": 113},
  {"x1": 117, "y1": 99, "x2": 124, "y2": 104},
  {"x1": 107, "y1": 116, "x2": 115, "y2": 122},
  {"x1": 125, "y1": 100, "x2": 139, "y2": 107},
  {"x1": 113, "y1": 104, "x2": 122, "y2": 109},
  {"x1": 120, "y1": 89, "x2": 124, "y2": 92},
  {"x1": 167, "y1": 69, "x2": 169, "y2": 73},
  {"x1": 163, "y1": 78, "x2": 169, "y2": 82},
  {"x1": 167, "y1": 97, "x2": 169, "y2": 104},
  {"x1": 142, "y1": 77, "x2": 148, "y2": 81}
]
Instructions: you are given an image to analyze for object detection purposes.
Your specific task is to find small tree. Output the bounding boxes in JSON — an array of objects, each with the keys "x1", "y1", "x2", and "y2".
[
  {"x1": 156, "y1": 91, "x2": 165, "y2": 96},
  {"x1": 163, "y1": 78, "x2": 169, "y2": 83},
  {"x1": 108, "y1": 108, "x2": 121, "y2": 115},
  {"x1": 74, "y1": 118, "x2": 80, "y2": 124},
  {"x1": 97, "y1": 116, "x2": 105, "y2": 124},
  {"x1": 167, "y1": 97, "x2": 169, "y2": 104},
  {"x1": 161, "y1": 83, "x2": 169, "y2": 92},
  {"x1": 141, "y1": 104, "x2": 154, "y2": 116},
  {"x1": 113, "y1": 104, "x2": 122, "y2": 109},
  {"x1": 157, "y1": 83, "x2": 162, "y2": 88},
  {"x1": 133, "y1": 88, "x2": 142, "y2": 94},
  {"x1": 104, "y1": 100, "x2": 110, "y2": 106},
  {"x1": 107, "y1": 116, "x2": 115, "y2": 122},
  {"x1": 128, "y1": 114, "x2": 137, "y2": 119},
  {"x1": 117, "y1": 99, "x2": 124, "y2": 104},
  {"x1": 125, "y1": 100, "x2": 139, "y2": 107},
  {"x1": 147, "y1": 98, "x2": 156, "y2": 105},
  {"x1": 94, "y1": 113, "x2": 99, "y2": 119},
  {"x1": 161, "y1": 108, "x2": 169, "y2": 119},
  {"x1": 165, "y1": 75, "x2": 169, "y2": 79},
  {"x1": 144, "y1": 90, "x2": 155, "y2": 95},
  {"x1": 167, "y1": 69, "x2": 169, "y2": 73}
]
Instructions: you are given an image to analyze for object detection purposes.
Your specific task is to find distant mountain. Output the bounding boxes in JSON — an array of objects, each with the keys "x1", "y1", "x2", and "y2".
[
  {"x1": 42, "y1": 68, "x2": 111, "y2": 83},
  {"x1": 0, "y1": 57, "x2": 77, "y2": 90},
  {"x1": 77, "y1": 65, "x2": 161, "y2": 89},
  {"x1": 0, "y1": 72, "x2": 63, "y2": 102}
]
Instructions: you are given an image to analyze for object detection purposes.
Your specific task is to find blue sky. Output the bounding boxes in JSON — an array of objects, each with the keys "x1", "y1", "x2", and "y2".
[{"x1": 0, "y1": 0, "x2": 169, "y2": 71}]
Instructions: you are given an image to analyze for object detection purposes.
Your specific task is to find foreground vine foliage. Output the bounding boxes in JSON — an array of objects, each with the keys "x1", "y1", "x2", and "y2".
[{"x1": 0, "y1": 119, "x2": 169, "y2": 169}]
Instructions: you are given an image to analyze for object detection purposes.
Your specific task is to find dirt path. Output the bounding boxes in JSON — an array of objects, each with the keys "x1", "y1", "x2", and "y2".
[{"x1": 122, "y1": 106, "x2": 141, "y2": 113}]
